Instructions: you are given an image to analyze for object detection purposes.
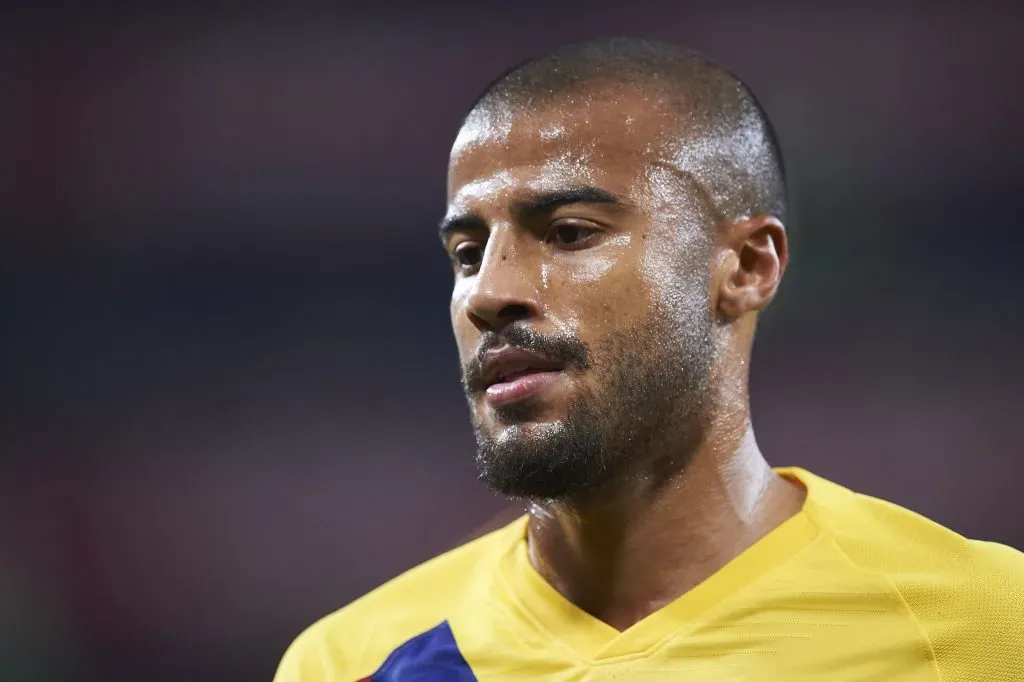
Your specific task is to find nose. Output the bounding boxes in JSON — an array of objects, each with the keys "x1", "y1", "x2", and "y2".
[{"x1": 464, "y1": 232, "x2": 543, "y2": 334}]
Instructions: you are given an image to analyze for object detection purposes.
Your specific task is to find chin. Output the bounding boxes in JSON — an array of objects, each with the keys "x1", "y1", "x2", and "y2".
[
  {"x1": 473, "y1": 417, "x2": 565, "y2": 459},
  {"x1": 490, "y1": 419, "x2": 565, "y2": 443},
  {"x1": 480, "y1": 396, "x2": 568, "y2": 428},
  {"x1": 473, "y1": 414, "x2": 611, "y2": 501}
]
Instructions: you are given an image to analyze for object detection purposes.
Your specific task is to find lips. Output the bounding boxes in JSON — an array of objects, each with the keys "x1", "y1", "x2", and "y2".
[
  {"x1": 478, "y1": 347, "x2": 566, "y2": 408},
  {"x1": 481, "y1": 348, "x2": 565, "y2": 389}
]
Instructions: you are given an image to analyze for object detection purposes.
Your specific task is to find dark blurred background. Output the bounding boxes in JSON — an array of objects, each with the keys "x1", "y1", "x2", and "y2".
[{"x1": 3, "y1": 3, "x2": 1023, "y2": 681}]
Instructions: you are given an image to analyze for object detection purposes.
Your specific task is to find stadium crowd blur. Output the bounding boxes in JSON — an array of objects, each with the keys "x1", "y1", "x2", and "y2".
[{"x1": 3, "y1": 3, "x2": 1023, "y2": 681}]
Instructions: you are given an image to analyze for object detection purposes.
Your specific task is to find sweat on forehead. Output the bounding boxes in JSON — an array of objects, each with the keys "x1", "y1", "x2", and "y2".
[
  {"x1": 454, "y1": 86, "x2": 667, "y2": 162},
  {"x1": 455, "y1": 37, "x2": 788, "y2": 227}
]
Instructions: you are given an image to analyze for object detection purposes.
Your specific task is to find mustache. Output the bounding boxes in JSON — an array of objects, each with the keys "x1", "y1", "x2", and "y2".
[{"x1": 462, "y1": 324, "x2": 592, "y2": 393}]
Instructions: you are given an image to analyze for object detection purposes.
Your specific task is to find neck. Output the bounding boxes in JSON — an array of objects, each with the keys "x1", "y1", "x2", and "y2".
[{"x1": 525, "y1": 419, "x2": 805, "y2": 631}]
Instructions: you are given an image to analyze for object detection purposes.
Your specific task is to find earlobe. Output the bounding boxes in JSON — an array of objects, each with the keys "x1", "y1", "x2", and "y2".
[{"x1": 715, "y1": 216, "x2": 787, "y2": 320}]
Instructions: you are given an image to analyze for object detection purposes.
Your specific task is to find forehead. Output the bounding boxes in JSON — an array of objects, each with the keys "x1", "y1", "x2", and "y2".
[{"x1": 447, "y1": 86, "x2": 680, "y2": 206}]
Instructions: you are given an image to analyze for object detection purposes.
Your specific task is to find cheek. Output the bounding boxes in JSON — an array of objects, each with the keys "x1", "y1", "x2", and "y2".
[
  {"x1": 550, "y1": 252, "x2": 617, "y2": 287},
  {"x1": 450, "y1": 282, "x2": 475, "y2": 357},
  {"x1": 548, "y1": 243, "x2": 657, "y2": 334},
  {"x1": 450, "y1": 279, "x2": 468, "y2": 319},
  {"x1": 645, "y1": 262, "x2": 713, "y2": 347},
  {"x1": 568, "y1": 235, "x2": 631, "y2": 285}
]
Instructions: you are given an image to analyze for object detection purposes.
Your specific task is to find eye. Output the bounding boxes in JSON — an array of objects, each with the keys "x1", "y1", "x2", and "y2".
[
  {"x1": 452, "y1": 242, "x2": 484, "y2": 272},
  {"x1": 549, "y1": 222, "x2": 599, "y2": 248}
]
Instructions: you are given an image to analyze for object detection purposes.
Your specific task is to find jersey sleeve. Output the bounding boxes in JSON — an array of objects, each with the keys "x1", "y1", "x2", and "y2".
[
  {"x1": 897, "y1": 540, "x2": 1024, "y2": 682},
  {"x1": 272, "y1": 637, "x2": 306, "y2": 682},
  {"x1": 273, "y1": 622, "x2": 352, "y2": 682}
]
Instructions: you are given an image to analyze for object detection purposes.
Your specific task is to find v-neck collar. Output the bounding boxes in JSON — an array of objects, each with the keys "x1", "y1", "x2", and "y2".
[{"x1": 493, "y1": 468, "x2": 822, "y2": 662}]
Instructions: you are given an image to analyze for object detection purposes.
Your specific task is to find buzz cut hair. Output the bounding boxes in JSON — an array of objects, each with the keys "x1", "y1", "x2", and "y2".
[{"x1": 463, "y1": 37, "x2": 788, "y2": 227}]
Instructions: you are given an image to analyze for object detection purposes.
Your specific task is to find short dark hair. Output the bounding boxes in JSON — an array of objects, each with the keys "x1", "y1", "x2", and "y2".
[{"x1": 464, "y1": 37, "x2": 788, "y2": 226}]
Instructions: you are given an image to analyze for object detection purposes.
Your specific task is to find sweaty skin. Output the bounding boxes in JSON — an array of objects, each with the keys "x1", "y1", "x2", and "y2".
[{"x1": 442, "y1": 82, "x2": 805, "y2": 631}]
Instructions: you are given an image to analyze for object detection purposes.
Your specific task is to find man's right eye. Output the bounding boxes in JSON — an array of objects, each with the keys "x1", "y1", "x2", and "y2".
[{"x1": 453, "y1": 243, "x2": 484, "y2": 270}]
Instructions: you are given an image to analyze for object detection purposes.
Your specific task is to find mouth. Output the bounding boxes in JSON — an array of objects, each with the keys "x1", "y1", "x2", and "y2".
[{"x1": 480, "y1": 348, "x2": 566, "y2": 408}]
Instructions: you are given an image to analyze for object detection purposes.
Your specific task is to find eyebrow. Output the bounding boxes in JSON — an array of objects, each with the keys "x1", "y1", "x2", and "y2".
[{"x1": 438, "y1": 185, "x2": 628, "y2": 244}]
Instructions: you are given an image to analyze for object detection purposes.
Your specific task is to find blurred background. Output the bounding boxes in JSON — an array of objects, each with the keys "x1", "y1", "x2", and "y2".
[{"x1": 3, "y1": 3, "x2": 1023, "y2": 681}]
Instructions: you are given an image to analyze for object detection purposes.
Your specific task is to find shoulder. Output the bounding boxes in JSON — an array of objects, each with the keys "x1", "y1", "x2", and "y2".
[
  {"x1": 789, "y1": 468, "x2": 1024, "y2": 677},
  {"x1": 783, "y1": 468, "x2": 1020, "y2": 571},
  {"x1": 900, "y1": 540, "x2": 1024, "y2": 679},
  {"x1": 273, "y1": 517, "x2": 526, "y2": 682}
]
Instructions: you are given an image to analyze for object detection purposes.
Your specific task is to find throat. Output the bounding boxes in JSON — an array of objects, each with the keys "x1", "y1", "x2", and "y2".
[
  {"x1": 524, "y1": 455, "x2": 805, "y2": 631},
  {"x1": 527, "y1": 505, "x2": 720, "y2": 631},
  {"x1": 529, "y1": 536, "x2": 697, "y2": 631}
]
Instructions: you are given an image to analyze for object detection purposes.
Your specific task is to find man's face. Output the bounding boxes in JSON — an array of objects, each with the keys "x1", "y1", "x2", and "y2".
[{"x1": 442, "y1": 86, "x2": 716, "y2": 500}]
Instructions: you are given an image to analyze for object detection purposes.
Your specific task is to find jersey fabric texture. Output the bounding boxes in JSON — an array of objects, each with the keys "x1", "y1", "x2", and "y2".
[{"x1": 274, "y1": 468, "x2": 1024, "y2": 681}]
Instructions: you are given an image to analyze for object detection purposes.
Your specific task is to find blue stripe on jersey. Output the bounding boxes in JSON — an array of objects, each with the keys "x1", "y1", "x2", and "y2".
[{"x1": 371, "y1": 621, "x2": 478, "y2": 681}]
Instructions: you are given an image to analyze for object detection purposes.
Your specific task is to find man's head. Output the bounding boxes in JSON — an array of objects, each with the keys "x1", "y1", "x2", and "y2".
[{"x1": 440, "y1": 38, "x2": 788, "y2": 501}]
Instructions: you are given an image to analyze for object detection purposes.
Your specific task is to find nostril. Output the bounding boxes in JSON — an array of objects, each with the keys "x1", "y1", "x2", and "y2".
[
  {"x1": 467, "y1": 311, "x2": 491, "y2": 333},
  {"x1": 498, "y1": 304, "x2": 531, "y2": 320},
  {"x1": 464, "y1": 291, "x2": 538, "y2": 332}
]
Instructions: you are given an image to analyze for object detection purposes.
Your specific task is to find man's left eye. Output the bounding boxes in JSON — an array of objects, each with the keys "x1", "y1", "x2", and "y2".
[{"x1": 549, "y1": 224, "x2": 598, "y2": 247}]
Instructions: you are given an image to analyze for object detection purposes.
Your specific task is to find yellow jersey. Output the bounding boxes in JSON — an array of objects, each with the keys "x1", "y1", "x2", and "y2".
[{"x1": 274, "y1": 468, "x2": 1024, "y2": 681}]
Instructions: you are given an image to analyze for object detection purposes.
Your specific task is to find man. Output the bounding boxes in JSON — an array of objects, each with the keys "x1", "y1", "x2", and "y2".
[{"x1": 275, "y1": 38, "x2": 1024, "y2": 681}]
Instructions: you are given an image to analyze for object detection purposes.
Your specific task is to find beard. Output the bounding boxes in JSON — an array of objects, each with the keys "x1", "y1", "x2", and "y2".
[{"x1": 462, "y1": 293, "x2": 714, "y2": 502}]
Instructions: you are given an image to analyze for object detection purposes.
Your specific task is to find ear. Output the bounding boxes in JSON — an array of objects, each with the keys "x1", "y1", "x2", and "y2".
[{"x1": 715, "y1": 215, "x2": 788, "y2": 320}]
